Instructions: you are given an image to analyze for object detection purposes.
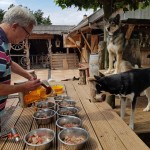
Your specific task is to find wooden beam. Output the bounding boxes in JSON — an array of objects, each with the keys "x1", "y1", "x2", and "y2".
[
  {"x1": 125, "y1": 24, "x2": 135, "y2": 40},
  {"x1": 80, "y1": 31, "x2": 92, "y2": 52},
  {"x1": 67, "y1": 36, "x2": 87, "y2": 63}
]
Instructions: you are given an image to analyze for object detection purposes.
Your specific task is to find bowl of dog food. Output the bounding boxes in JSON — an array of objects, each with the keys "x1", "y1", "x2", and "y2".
[
  {"x1": 33, "y1": 108, "x2": 56, "y2": 125},
  {"x1": 54, "y1": 95, "x2": 71, "y2": 102},
  {"x1": 58, "y1": 127, "x2": 89, "y2": 150},
  {"x1": 57, "y1": 100, "x2": 77, "y2": 108},
  {"x1": 57, "y1": 107, "x2": 79, "y2": 117},
  {"x1": 36, "y1": 101, "x2": 56, "y2": 110},
  {"x1": 56, "y1": 116, "x2": 82, "y2": 130},
  {"x1": 52, "y1": 85, "x2": 64, "y2": 94},
  {"x1": 24, "y1": 128, "x2": 55, "y2": 150}
]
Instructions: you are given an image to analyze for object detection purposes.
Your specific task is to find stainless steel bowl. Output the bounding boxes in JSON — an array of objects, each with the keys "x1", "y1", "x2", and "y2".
[
  {"x1": 24, "y1": 128, "x2": 55, "y2": 150},
  {"x1": 56, "y1": 116, "x2": 82, "y2": 130},
  {"x1": 57, "y1": 100, "x2": 76, "y2": 108},
  {"x1": 36, "y1": 101, "x2": 56, "y2": 110},
  {"x1": 33, "y1": 108, "x2": 56, "y2": 125},
  {"x1": 54, "y1": 95, "x2": 71, "y2": 101},
  {"x1": 57, "y1": 107, "x2": 79, "y2": 117},
  {"x1": 58, "y1": 127, "x2": 89, "y2": 150}
]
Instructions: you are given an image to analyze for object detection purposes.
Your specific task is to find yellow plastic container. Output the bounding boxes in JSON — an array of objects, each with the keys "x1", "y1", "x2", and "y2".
[
  {"x1": 52, "y1": 85, "x2": 64, "y2": 94},
  {"x1": 24, "y1": 86, "x2": 47, "y2": 104}
]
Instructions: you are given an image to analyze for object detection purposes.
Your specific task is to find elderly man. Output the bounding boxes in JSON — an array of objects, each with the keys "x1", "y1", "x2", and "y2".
[{"x1": 0, "y1": 6, "x2": 41, "y2": 117}]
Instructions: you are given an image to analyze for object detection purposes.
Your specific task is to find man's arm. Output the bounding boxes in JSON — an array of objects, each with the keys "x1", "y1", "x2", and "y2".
[
  {"x1": 0, "y1": 79, "x2": 41, "y2": 96},
  {"x1": 11, "y1": 61, "x2": 33, "y2": 80}
]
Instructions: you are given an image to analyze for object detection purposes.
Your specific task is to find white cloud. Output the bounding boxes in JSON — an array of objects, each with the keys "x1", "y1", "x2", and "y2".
[
  {"x1": 0, "y1": 0, "x2": 94, "y2": 25},
  {"x1": 44, "y1": 8, "x2": 93, "y2": 25},
  {"x1": 0, "y1": 0, "x2": 17, "y2": 10}
]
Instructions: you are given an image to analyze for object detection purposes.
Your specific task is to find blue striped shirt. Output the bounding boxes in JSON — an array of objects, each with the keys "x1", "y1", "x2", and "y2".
[{"x1": 0, "y1": 27, "x2": 11, "y2": 111}]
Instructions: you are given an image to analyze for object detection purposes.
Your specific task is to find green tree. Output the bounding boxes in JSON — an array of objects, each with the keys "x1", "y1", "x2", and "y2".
[
  {"x1": 34, "y1": 9, "x2": 44, "y2": 24},
  {"x1": 33, "y1": 9, "x2": 52, "y2": 25},
  {"x1": 0, "y1": 9, "x2": 5, "y2": 23},
  {"x1": 42, "y1": 16, "x2": 52, "y2": 25},
  {"x1": 54, "y1": 0, "x2": 150, "y2": 19}
]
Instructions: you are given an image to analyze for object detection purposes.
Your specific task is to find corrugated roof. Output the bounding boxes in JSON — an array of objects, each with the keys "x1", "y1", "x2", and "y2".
[
  {"x1": 69, "y1": 6, "x2": 150, "y2": 35},
  {"x1": 32, "y1": 25, "x2": 75, "y2": 35},
  {"x1": 120, "y1": 5, "x2": 150, "y2": 20}
]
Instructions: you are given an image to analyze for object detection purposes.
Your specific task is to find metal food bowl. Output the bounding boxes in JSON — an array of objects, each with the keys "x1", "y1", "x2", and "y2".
[
  {"x1": 56, "y1": 116, "x2": 82, "y2": 130},
  {"x1": 24, "y1": 128, "x2": 55, "y2": 150},
  {"x1": 57, "y1": 107, "x2": 79, "y2": 117},
  {"x1": 36, "y1": 101, "x2": 56, "y2": 110},
  {"x1": 33, "y1": 108, "x2": 56, "y2": 125},
  {"x1": 54, "y1": 95, "x2": 71, "y2": 102},
  {"x1": 57, "y1": 100, "x2": 76, "y2": 108},
  {"x1": 58, "y1": 127, "x2": 89, "y2": 150}
]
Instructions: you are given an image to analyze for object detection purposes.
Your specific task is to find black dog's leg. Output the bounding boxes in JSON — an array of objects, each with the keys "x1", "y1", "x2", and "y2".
[
  {"x1": 129, "y1": 96, "x2": 137, "y2": 130},
  {"x1": 120, "y1": 96, "x2": 127, "y2": 119}
]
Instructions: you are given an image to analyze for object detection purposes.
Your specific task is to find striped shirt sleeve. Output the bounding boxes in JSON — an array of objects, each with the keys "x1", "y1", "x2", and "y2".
[{"x1": 0, "y1": 47, "x2": 7, "y2": 77}]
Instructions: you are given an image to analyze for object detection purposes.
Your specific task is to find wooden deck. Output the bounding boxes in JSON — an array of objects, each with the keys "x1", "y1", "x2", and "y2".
[{"x1": 0, "y1": 80, "x2": 149, "y2": 150}]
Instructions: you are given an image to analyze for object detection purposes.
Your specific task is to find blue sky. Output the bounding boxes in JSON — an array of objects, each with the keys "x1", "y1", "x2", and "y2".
[{"x1": 0, "y1": 0, "x2": 94, "y2": 25}]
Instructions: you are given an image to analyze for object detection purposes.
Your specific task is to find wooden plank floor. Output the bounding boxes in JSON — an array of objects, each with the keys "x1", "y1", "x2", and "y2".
[
  {"x1": 11, "y1": 69, "x2": 150, "y2": 134},
  {"x1": 10, "y1": 69, "x2": 150, "y2": 144},
  {"x1": 114, "y1": 96, "x2": 150, "y2": 134}
]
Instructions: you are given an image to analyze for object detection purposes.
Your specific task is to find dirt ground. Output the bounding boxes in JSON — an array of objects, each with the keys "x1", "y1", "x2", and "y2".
[{"x1": 11, "y1": 69, "x2": 79, "y2": 84}]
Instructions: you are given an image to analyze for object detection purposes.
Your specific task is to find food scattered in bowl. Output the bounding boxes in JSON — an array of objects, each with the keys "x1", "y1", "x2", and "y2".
[
  {"x1": 54, "y1": 95, "x2": 71, "y2": 101},
  {"x1": 36, "y1": 101, "x2": 56, "y2": 110},
  {"x1": 56, "y1": 116, "x2": 82, "y2": 130},
  {"x1": 57, "y1": 107, "x2": 79, "y2": 117},
  {"x1": 27, "y1": 133, "x2": 52, "y2": 144},
  {"x1": 33, "y1": 108, "x2": 56, "y2": 125},
  {"x1": 24, "y1": 128, "x2": 55, "y2": 150},
  {"x1": 58, "y1": 128, "x2": 89, "y2": 149},
  {"x1": 57, "y1": 100, "x2": 76, "y2": 108}
]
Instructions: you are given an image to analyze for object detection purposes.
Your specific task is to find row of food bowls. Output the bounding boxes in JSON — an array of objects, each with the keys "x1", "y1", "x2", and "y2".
[
  {"x1": 35, "y1": 99, "x2": 77, "y2": 110},
  {"x1": 24, "y1": 127, "x2": 89, "y2": 150},
  {"x1": 24, "y1": 96, "x2": 89, "y2": 149}
]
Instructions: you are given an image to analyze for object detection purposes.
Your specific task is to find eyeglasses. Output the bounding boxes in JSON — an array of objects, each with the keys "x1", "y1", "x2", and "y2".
[{"x1": 21, "y1": 26, "x2": 31, "y2": 38}]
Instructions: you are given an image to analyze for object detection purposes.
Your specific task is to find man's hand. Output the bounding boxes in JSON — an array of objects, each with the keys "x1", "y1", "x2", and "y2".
[{"x1": 23, "y1": 79, "x2": 41, "y2": 92}]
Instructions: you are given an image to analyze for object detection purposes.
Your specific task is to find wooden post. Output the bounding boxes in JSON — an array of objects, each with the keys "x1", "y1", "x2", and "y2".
[
  {"x1": 98, "y1": 41, "x2": 106, "y2": 69},
  {"x1": 47, "y1": 39, "x2": 52, "y2": 68},
  {"x1": 80, "y1": 31, "x2": 92, "y2": 52},
  {"x1": 87, "y1": 77, "x2": 97, "y2": 102},
  {"x1": 24, "y1": 39, "x2": 30, "y2": 70},
  {"x1": 78, "y1": 68, "x2": 86, "y2": 85},
  {"x1": 106, "y1": 94, "x2": 115, "y2": 109}
]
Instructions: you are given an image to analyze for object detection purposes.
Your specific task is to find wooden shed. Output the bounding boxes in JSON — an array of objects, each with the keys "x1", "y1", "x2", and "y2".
[
  {"x1": 10, "y1": 25, "x2": 80, "y2": 70},
  {"x1": 67, "y1": 6, "x2": 150, "y2": 68}
]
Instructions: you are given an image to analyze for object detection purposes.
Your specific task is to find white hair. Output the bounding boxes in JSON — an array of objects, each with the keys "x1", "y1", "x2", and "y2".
[{"x1": 2, "y1": 6, "x2": 37, "y2": 27}]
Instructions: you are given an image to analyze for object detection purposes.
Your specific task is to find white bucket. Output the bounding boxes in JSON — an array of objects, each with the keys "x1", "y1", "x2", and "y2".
[{"x1": 89, "y1": 54, "x2": 99, "y2": 77}]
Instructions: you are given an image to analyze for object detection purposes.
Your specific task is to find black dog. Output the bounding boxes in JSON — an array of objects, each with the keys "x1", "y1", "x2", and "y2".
[{"x1": 94, "y1": 68, "x2": 150, "y2": 129}]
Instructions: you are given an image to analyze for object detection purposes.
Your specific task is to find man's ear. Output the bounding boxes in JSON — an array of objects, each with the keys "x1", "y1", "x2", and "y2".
[{"x1": 11, "y1": 23, "x2": 19, "y2": 30}]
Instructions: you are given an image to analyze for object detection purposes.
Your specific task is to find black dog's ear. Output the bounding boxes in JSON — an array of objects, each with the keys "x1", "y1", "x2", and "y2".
[
  {"x1": 94, "y1": 75, "x2": 101, "y2": 82},
  {"x1": 115, "y1": 14, "x2": 120, "y2": 22},
  {"x1": 99, "y1": 71, "x2": 105, "y2": 77}
]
